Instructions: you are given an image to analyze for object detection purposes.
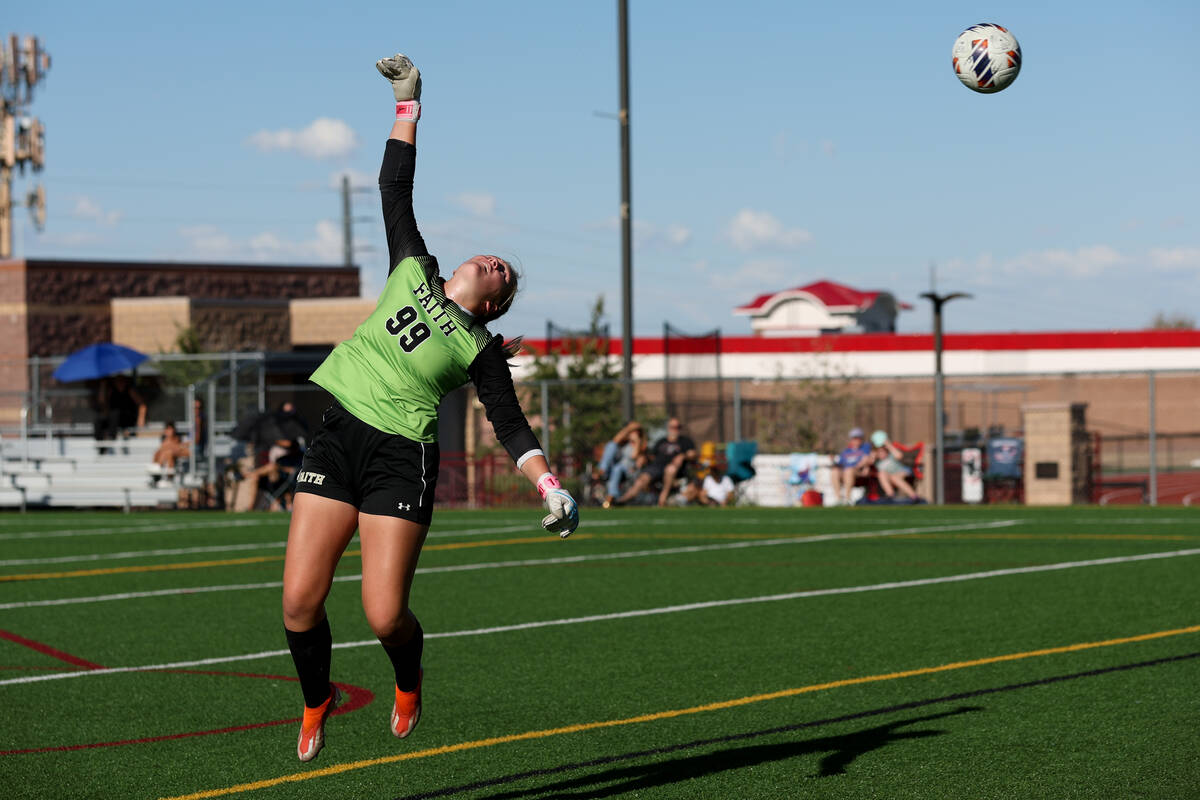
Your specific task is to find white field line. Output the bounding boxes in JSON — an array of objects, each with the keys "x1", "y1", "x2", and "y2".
[
  {"x1": 0, "y1": 541, "x2": 290, "y2": 567},
  {"x1": 0, "y1": 518, "x2": 1004, "y2": 568},
  {"x1": 0, "y1": 521, "x2": 632, "y2": 567},
  {"x1": 0, "y1": 575, "x2": 363, "y2": 611},
  {"x1": 0, "y1": 520, "x2": 267, "y2": 542},
  {"x1": 0, "y1": 520, "x2": 1018, "y2": 610},
  {"x1": 0, "y1": 519, "x2": 623, "y2": 545},
  {"x1": 3, "y1": 545, "x2": 1198, "y2": 687}
]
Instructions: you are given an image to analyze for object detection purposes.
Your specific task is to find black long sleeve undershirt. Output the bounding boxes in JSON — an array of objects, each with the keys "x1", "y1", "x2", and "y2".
[
  {"x1": 380, "y1": 140, "x2": 540, "y2": 465},
  {"x1": 468, "y1": 338, "x2": 541, "y2": 464},
  {"x1": 379, "y1": 139, "x2": 429, "y2": 272}
]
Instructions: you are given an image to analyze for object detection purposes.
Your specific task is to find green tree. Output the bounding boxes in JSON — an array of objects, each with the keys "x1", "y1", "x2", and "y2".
[
  {"x1": 753, "y1": 353, "x2": 862, "y2": 453},
  {"x1": 155, "y1": 325, "x2": 218, "y2": 389},
  {"x1": 522, "y1": 297, "x2": 622, "y2": 477},
  {"x1": 1147, "y1": 311, "x2": 1196, "y2": 330}
]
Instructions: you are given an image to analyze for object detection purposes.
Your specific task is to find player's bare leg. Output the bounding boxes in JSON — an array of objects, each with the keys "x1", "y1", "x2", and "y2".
[
  {"x1": 283, "y1": 493, "x2": 359, "y2": 761},
  {"x1": 359, "y1": 513, "x2": 427, "y2": 739}
]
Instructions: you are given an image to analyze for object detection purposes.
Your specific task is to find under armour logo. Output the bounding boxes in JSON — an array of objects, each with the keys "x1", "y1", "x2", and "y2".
[{"x1": 398, "y1": 502, "x2": 412, "y2": 511}]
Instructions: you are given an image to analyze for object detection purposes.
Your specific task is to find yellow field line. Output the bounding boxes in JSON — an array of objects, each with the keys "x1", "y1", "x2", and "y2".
[
  {"x1": 5, "y1": 528, "x2": 1192, "y2": 582},
  {"x1": 159, "y1": 623, "x2": 1200, "y2": 800},
  {"x1": 423, "y1": 535, "x2": 593, "y2": 551},
  {"x1": 0, "y1": 554, "x2": 306, "y2": 582}
]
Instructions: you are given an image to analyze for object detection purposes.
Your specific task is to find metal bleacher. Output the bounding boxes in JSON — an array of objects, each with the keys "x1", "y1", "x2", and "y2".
[{"x1": 0, "y1": 431, "x2": 233, "y2": 511}]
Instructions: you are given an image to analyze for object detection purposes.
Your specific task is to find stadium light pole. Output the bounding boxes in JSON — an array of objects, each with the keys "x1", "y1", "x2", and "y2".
[
  {"x1": 617, "y1": 0, "x2": 634, "y2": 422},
  {"x1": 920, "y1": 291, "x2": 971, "y2": 505}
]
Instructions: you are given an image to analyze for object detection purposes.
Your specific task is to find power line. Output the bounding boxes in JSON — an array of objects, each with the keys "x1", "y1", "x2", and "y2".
[{"x1": 47, "y1": 174, "x2": 330, "y2": 192}]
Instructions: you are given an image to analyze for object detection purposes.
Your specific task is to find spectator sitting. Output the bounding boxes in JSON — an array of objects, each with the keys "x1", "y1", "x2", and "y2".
[
  {"x1": 616, "y1": 417, "x2": 697, "y2": 507},
  {"x1": 831, "y1": 427, "x2": 874, "y2": 505},
  {"x1": 151, "y1": 421, "x2": 190, "y2": 476},
  {"x1": 597, "y1": 421, "x2": 648, "y2": 507},
  {"x1": 240, "y1": 439, "x2": 303, "y2": 511},
  {"x1": 869, "y1": 430, "x2": 922, "y2": 502},
  {"x1": 93, "y1": 374, "x2": 147, "y2": 443},
  {"x1": 699, "y1": 464, "x2": 736, "y2": 506},
  {"x1": 225, "y1": 401, "x2": 309, "y2": 511}
]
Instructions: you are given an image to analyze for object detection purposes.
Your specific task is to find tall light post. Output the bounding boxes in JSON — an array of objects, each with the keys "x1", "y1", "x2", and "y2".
[
  {"x1": 617, "y1": 0, "x2": 634, "y2": 421},
  {"x1": 920, "y1": 291, "x2": 971, "y2": 504}
]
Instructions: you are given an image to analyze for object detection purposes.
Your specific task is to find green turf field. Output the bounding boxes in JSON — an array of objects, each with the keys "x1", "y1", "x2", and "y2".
[{"x1": 1, "y1": 505, "x2": 1198, "y2": 799}]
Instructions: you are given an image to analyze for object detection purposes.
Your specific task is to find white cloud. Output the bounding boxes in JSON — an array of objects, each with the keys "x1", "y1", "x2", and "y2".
[
  {"x1": 709, "y1": 257, "x2": 797, "y2": 293},
  {"x1": 946, "y1": 244, "x2": 1200, "y2": 286},
  {"x1": 246, "y1": 118, "x2": 360, "y2": 160},
  {"x1": 1148, "y1": 247, "x2": 1200, "y2": 272},
  {"x1": 451, "y1": 191, "x2": 497, "y2": 217},
  {"x1": 820, "y1": 139, "x2": 836, "y2": 159},
  {"x1": 1002, "y1": 245, "x2": 1126, "y2": 278},
  {"x1": 72, "y1": 195, "x2": 121, "y2": 226},
  {"x1": 635, "y1": 221, "x2": 692, "y2": 249},
  {"x1": 663, "y1": 224, "x2": 692, "y2": 247},
  {"x1": 727, "y1": 209, "x2": 813, "y2": 251},
  {"x1": 178, "y1": 220, "x2": 342, "y2": 263}
]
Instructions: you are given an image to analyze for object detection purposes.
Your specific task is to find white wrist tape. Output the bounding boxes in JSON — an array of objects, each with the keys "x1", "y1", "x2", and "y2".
[{"x1": 395, "y1": 100, "x2": 421, "y2": 122}]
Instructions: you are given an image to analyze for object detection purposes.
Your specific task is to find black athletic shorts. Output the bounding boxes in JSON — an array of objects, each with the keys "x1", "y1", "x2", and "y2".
[{"x1": 294, "y1": 401, "x2": 439, "y2": 524}]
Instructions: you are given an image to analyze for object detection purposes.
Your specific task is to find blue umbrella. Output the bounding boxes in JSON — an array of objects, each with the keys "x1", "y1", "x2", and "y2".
[{"x1": 52, "y1": 343, "x2": 150, "y2": 383}]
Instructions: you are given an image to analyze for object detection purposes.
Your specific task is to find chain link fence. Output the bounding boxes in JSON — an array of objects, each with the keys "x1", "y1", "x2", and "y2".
[{"x1": 2, "y1": 353, "x2": 1198, "y2": 506}]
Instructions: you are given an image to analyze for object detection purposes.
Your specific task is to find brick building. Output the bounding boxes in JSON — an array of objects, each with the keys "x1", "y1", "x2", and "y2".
[{"x1": 0, "y1": 257, "x2": 369, "y2": 423}]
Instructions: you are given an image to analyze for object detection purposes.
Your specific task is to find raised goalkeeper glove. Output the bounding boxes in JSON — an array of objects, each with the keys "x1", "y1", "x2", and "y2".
[
  {"x1": 376, "y1": 53, "x2": 422, "y2": 121},
  {"x1": 536, "y1": 473, "x2": 579, "y2": 538}
]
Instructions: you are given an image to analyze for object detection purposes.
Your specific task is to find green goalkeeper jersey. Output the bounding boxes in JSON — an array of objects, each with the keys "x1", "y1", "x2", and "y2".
[{"x1": 310, "y1": 255, "x2": 494, "y2": 441}]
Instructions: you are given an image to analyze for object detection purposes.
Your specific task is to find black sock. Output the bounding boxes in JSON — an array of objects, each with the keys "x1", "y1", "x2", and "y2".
[
  {"x1": 285, "y1": 617, "x2": 333, "y2": 709},
  {"x1": 381, "y1": 617, "x2": 423, "y2": 692}
]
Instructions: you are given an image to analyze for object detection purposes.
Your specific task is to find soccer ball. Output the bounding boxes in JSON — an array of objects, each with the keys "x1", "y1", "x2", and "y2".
[{"x1": 952, "y1": 23, "x2": 1022, "y2": 93}]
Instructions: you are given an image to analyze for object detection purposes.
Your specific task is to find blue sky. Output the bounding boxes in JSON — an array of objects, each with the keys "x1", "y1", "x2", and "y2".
[{"x1": 8, "y1": 1, "x2": 1199, "y2": 339}]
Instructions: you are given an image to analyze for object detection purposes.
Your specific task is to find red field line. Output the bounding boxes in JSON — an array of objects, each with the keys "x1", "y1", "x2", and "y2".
[
  {"x1": 0, "y1": 628, "x2": 105, "y2": 670},
  {"x1": 0, "y1": 673, "x2": 373, "y2": 756}
]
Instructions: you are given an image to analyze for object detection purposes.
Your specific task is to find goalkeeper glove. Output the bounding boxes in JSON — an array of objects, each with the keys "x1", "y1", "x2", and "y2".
[
  {"x1": 376, "y1": 53, "x2": 422, "y2": 121},
  {"x1": 536, "y1": 473, "x2": 579, "y2": 538}
]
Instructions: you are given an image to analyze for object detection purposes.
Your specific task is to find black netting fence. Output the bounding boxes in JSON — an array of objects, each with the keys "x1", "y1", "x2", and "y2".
[{"x1": 663, "y1": 323, "x2": 724, "y2": 442}]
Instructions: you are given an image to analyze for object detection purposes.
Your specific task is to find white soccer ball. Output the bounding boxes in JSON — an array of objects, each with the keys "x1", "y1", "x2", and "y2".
[{"x1": 952, "y1": 23, "x2": 1022, "y2": 93}]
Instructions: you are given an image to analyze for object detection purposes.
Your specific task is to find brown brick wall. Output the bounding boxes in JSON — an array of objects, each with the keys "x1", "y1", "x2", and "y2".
[
  {"x1": 24, "y1": 259, "x2": 359, "y2": 304},
  {"x1": 21, "y1": 258, "x2": 358, "y2": 357},
  {"x1": 26, "y1": 304, "x2": 112, "y2": 357},
  {"x1": 192, "y1": 300, "x2": 292, "y2": 352}
]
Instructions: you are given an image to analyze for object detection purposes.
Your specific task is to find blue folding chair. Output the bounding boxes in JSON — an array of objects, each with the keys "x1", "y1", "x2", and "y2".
[{"x1": 725, "y1": 440, "x2": 758, "y2": 486}]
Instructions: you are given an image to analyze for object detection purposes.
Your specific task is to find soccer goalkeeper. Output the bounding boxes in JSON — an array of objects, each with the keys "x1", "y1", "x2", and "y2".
[{"x1": 280, "y1": 52, "x2": 579, "y2": 762}]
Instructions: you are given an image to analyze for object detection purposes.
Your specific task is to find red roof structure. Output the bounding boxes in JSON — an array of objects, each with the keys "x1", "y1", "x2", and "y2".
[
  {"x1": 735, "y1": 280, "x2": 914, "y2": 315},
  {"x1": 734, "y1": 279, "x2": 913, "y2": 335}
]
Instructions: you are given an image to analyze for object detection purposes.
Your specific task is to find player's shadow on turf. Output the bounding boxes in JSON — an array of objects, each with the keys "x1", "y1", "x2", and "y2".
[{"x1": 475, "y1": 706, "x2": 982, "y2": 800}]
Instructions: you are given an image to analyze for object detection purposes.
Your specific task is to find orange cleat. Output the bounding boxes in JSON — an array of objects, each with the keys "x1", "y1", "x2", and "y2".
[
  {"x1": 296, "y1": 684, "x2": 342, "y2": 762},
  {"x1": 390, "y1": 670, "x2": 422, "y2": 739}
]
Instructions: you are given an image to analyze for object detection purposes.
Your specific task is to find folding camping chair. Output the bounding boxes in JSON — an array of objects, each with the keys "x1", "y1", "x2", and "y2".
[{"x1": 725, "y1": 440, "x2": 758, "y2": 505}]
